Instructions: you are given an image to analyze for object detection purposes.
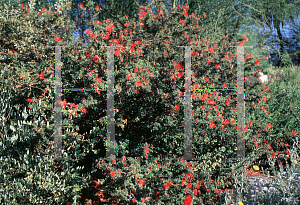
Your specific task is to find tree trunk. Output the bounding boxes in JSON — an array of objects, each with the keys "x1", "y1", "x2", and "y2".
[{"x1": 273, "y1": 19, "x2": 285, "y2": 67}]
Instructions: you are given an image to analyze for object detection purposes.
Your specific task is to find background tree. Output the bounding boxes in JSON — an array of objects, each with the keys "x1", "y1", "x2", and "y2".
[{"x1": 154, "y1": 0, "x2": 300, "y2": 67}]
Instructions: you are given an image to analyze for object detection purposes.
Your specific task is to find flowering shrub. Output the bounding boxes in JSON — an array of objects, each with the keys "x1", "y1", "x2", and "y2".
[
  {"x1": 96, "y1": 143, "x2": 236, "y2": 204},
  {"x1": 0, "y1": 1, "x2": 89, "y2": 204},
  {"x1": 0, "y1": 0, "x2": 298, "y2": 204}
]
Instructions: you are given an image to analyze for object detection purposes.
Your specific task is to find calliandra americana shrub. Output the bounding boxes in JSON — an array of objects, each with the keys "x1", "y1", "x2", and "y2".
[{"x1": 1, "y1": 0, "x2": 297, "y2": 204}]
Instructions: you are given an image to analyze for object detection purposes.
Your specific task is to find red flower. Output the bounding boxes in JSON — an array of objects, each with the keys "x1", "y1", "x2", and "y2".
[
  {"x1": 55, "y1": 37, "x2": 61, "y2": 42},
  {"x1": 255, "y1": 142, "x2": 259, "y2": 147},
  {"x1": 207, "y1": 99, "x2": 216, "y2": 105},
  {"x1": 85, "y1": 29, "x2": 90, "y2": 35},
  {"x1": 210, "y1": 121, "x2": 216, "y2": 128},
  {"x1": 70, "y1": 103, "x2": 78, "y2": 108},
  {"x1": 144, "y1": 148, "x2": 150, "y2": 154},
  {"x1": 180, "y1": 19, "x2": 185, "y2": 24},
  {"x1": 225, "y1": 99, "x2": 230, "y2": 106},
  {"x1": 92, "y1": 180, "x2": 99, "y2": 187},
  {"x1": 90, "y1": 32, "x2": 95, "y2": 38},
  {"x1": 292, "y1": 131, "x2": 297, "y2": 136},
  {"x1": 135, "y1": 81, "x2": 142, "y2": 86},
  {"x1": 187, "y1": 183, "x2": 192, "y2": 189},
  {"x1": 39, "y1": 72, "x2": 44, "y2": 80},
  {"x1": 93, "y1": 55, "x2": 100, "y2": 61},
  {"x1": 132, "y1": 198, "x2": 136, "y2": 203},
  {"x1": 113, "y1": 39, "x2": 120, "y2": 44},
  {"x1": 59, "y1": 99, "x2": 67, "y2": 108},
  {"x1": 126, "y1": 73, "x2": 131, "y2": 80},
  {"x1": 174, "y1": 104, "x2": 180, "y2": 111},
  {"x1": 268, "y1": 123, "x2": 272, "y2": 129},
  {"x1": 79, "y1": 3, "x2": 83, "y2": 8},
  {"x1": 66, "y1": 202, "x2": 72, "y2": 205},
  {"x1": 271, "y1": 152, "x2": 275, "y2": 159},
  {"x1": 27, "y1": 98, "x2": 32, "y2": 103},
  {"x1": 224, "y1": 119, "x2": 229, "y2": 126},
  {"x1": 106, "y1": 26, "x2": 113, "y2": 32},
  {"x1": 256, "y1": 60, "x2": 260, "y2": 66},
  {"x1": 110, "y1": 170, "x2": 115, "y2": 178},
  {"x1": 20, "y1": 3, "x2": 24, "y2": 9},
  {"x1": 95, "y1": 5, "x2": 101, "y2": 10},
  {"x1": 201, "y1": 93, "x2": 207, "y2": 101},
  {"x1": 168, "y1": 180, "x2": 174, "y2": 186},
  {"x1": 97, "y1": 77, "x2": 102, "y2": 84},
  {"x1": 139, "y1": 13, "x2": 143, "y2": 20},
  {"x1": 184, "y1": 194, "x2": 192, "y2": 205},
  {"x1": 139, "y1": 178, "x2": 146, "y2": 187},
  {"x1": 41, "y1": 8, "x2": 47, "y2": 12},
  {"x1": 163, "y1": 183, "x2": 169, "y2": 189},
  {"x1": 205, "y1": 76, "x2": 209, "y2": 82},
  {"x1": 81, "y1": 107, "x2": 87, "y2": 114}
]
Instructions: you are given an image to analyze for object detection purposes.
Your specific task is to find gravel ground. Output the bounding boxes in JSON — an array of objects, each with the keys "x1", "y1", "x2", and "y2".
[{"x1": 243, "y1": 170, "x2": 300, "y2": 204}]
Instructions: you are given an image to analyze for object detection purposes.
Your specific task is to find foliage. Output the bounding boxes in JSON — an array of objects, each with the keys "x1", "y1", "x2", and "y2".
[
  {"x1": 0, "y1": 0, "x2": 298, "y2": 204},
  {"x1": 230, "y1": 135, "x2": 300, "y2": 204},
  {"x1": 167, "y1": 0, "x2": 300, "y2": 67},
  {"x1": 0, "y1": 0, "x2": 90, "y2": 204},
  {"x1": 261, "y1": 65, "x2": 300, "y2": 150}
]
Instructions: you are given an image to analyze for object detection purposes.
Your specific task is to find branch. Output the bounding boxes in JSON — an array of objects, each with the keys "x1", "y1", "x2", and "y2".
[
  {"x1": 273, "y1": 96, "x2": 300, "y2": 123},
  {"x1": 134, "y1": 0, "x2": 155, "y2": 8}
]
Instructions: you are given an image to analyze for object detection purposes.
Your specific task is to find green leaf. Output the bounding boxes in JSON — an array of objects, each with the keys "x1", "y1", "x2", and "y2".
[
  {"x1": 10, "y1": 124, "x2": 15, "y2": 132},
  {"x1": 11, "y1": 134, "x2": 17, "y2": 143}
]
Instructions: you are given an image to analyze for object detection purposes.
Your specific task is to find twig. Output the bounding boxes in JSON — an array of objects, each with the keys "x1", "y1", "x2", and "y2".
[{"x1": 273, "y1": 98, "x2": 300, "y2": 122}]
